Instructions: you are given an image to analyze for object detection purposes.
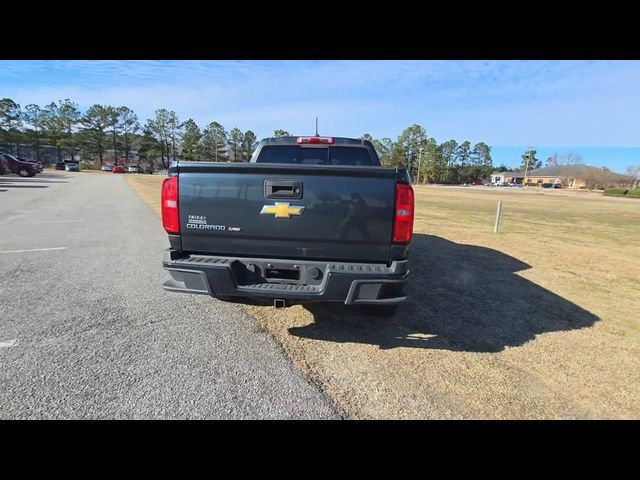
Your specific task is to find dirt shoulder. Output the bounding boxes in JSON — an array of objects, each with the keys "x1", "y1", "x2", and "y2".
[{"x1": 124, "y1": 174, "x2": 163, "y2": 217}]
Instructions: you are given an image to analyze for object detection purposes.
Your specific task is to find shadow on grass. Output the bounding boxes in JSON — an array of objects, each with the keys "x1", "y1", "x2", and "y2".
[{"x1": 289, "y1": 234, "x2": 599, "y2": 352}]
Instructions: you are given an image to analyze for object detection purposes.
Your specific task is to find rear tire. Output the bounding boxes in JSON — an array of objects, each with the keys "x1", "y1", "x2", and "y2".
[
  {"x1": 18, "y1": 168, "x2": 30, "y2": 177},
  {"x1": 216, "y1": 295, "x2": 234, "y2": 302}
]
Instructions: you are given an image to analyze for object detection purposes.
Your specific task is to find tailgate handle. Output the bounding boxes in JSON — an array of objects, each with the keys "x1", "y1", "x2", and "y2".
[{"x1": 264, "y1": 179, "x2": 302, "y2": 199}]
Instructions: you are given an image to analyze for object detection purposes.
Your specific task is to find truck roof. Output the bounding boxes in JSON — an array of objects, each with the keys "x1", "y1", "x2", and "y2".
[
  {"x1": 261, "y1": 136, "x2": 374, "y2": 147},
  {"x1": 252, "y1": 136, "x2": 381, "y2": 165}
]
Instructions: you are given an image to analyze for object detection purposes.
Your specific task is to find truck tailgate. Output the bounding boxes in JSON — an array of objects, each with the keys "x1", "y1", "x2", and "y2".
[{"x1": 177, "y1": 163, "x2": 398, "y2": 263}]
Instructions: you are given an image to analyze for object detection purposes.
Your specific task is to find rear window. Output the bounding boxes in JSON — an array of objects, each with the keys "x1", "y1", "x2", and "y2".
[
  {"x1": 256, "y1": 146, "x2": 374, "y2": 166},
  {"x1": 256, "y1": 146, "x2": 299, "y2": 164}
]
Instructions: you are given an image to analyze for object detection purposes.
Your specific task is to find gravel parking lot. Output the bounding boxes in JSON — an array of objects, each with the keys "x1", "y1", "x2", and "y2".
[{"x1": 0, "y1": 172, "x2": 339, "y2": 419}]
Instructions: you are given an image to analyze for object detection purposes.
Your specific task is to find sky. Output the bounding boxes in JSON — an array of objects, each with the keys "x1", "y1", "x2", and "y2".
[{"x1": 1, "y1": 60, "x2": 639, "y2": 172}]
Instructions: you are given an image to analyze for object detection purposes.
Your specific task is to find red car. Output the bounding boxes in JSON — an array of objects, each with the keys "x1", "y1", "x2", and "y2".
[
  {"x1": 0, "y1": 153, "x2": 41, "y2": 177},
  {"x1": 112, "y1": 165, "x2": 126, "y2": 173}
]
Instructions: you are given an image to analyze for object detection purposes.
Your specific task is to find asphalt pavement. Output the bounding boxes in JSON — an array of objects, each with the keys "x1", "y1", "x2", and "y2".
[{"x1": 0, "y1": 172, "x2": 339, "y2": 419}]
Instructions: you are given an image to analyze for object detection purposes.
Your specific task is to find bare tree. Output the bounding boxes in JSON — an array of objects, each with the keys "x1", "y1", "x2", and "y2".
[
  {"x1": 562, "y1": 152, "x2": 582, "y2": 165},
  {"x1": 546, "y1": 153, "x2": 559, "y2": 167},
  {"x1": 548, "y1": 152, "x2": 583, "y2": 167},
  {"x1": 583, "y1": 167, "x2": 628, "y2": 190},
  {"x1": 627, "y1": 165, "x2": 640, "y2": 189}
]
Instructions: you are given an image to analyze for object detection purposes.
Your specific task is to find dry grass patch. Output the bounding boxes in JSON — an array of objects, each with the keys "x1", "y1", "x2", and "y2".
[
  {"x1": 124, "y1": 174, "x2": 164, "y2": 217},
  {"x1": 127, "y1": 178, "x2": 640, "y2": 419},
  {"x1": 248, "y1": 186, "x2": 640, "y2": 419}
]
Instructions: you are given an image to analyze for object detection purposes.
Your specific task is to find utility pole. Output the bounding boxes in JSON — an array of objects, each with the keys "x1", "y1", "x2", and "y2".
[{"x1": 524, "y1": 145, "x2": 535, "y2": 185}]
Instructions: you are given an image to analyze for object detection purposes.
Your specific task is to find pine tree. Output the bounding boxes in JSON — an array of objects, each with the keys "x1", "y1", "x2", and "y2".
[
  {"x1": 80, "y1": 104, "x2": 110, "y2": 165},
  {"x1": 202, "y1": 121, "x2": 228, "y2": 162},
  {"x1": 241, "y1": 130, "x2": 257, "y2": 162},
  {"x1": 228, "y1": 128, "x2": 243, "y2": 162},
  {"x1": 180, "y1": 119, "x2": 202, "y2": 161}
]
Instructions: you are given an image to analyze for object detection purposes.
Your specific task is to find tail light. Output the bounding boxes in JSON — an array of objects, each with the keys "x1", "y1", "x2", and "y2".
[
  {"x1": 297, "y1": 136, "x2": 334, "y2": 144},
  {"x1": 161, "y1": 176, "x2": 180, "y2": 234},
  {"x1": 392, "y1": 183, "x2": 414, "y2": 244}
]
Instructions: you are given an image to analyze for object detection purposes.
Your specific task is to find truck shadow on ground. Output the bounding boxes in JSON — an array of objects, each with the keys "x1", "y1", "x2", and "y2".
[{"x1": 290, "y1": 234, "x2": 599, "y2": 352}]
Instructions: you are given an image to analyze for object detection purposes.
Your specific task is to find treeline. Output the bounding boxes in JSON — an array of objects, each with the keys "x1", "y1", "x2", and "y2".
[
  {"x1": 362, "y1": 124, "x2": 493, "y2": 184},
  {"x1": 0, "y1": 98, "x2": 258, "y2": 167},
  {"x1": 1, "y1": 98, "x2": 495, "y2": 182}
]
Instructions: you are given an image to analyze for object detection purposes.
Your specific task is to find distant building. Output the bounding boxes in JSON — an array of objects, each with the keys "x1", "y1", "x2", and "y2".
[
  {"x1": 490, "y1": 165, "x2": 625, "y2": 189},
  {"x1": 490, "y1": 171, "x2": 526, "y2": 184}
]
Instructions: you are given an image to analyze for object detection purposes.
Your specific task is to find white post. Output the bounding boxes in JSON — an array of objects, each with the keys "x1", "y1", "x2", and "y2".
[
  {"x1": 494, "y1": 201, "x2": 503, "y2": 233},
  {"x1": 417, "y1": 147, "x2": 423, "y2": 185}
]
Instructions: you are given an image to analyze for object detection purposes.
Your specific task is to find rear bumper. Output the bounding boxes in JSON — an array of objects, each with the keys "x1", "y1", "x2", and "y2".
[{"x1": 162, "y1": 249, "x2": 409, "y2": 305}]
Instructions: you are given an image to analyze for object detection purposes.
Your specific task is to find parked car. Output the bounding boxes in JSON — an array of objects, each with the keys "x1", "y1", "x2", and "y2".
[
  {"x1": 55, "y1": 162, "x2": 66, "y2": 170},
  {"x1": 553, "y1": 183, "x2": 563, "y2": 189},
  {"x1": 0, "y1": 153, "x2": 40, "y2": 177},
  {"x1": 0, "y1": 155, "x2": 9, "y2": 175},
  {"x1": 127, "y1": 165, "x2": 140, "y2": 173},
  {"x1": 65, "y1": 162, "x2": 80, "y2": 172},
  {"x1": 541, "y1": 183, "x2": 554, "y2": 189},
  {"x1": 17, "y1": 157, "x2": 43, "y2": 173},
  {"x1": 101, "y1": 163, "x2": 114, "y2": 172},
  {"x1": 112, "y1": 165, "x2": 126, "y2": 173}
]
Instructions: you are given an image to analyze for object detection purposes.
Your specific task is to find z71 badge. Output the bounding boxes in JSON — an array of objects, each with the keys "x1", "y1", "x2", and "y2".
[{"x1": 186, "y1": 214, "x2": 241, "y2": 231}]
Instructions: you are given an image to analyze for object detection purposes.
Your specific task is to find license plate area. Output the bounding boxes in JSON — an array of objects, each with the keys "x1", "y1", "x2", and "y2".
[
  {"x1": 229, "y1": 260, "x2": 323, "y2": 287},
  {"x1": 265, "y1": 266, "x2": 300, "y2": 281}
]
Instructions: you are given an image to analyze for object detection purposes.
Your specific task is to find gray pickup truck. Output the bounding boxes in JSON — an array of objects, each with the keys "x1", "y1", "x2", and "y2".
[{"x1": 161, "y1": 135, "x2": 414, "y2": 313}]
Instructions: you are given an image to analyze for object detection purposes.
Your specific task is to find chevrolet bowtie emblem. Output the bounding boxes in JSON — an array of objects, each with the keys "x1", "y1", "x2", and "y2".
[{"x1": 260, "y1": 202, "x2": 305, "y2": 219}]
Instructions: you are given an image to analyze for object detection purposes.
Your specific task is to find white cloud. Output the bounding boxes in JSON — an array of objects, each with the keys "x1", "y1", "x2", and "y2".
[{"x1": 2, "y1": 60, "x2": 639, "y2": 145}]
